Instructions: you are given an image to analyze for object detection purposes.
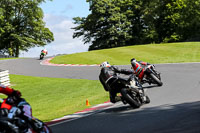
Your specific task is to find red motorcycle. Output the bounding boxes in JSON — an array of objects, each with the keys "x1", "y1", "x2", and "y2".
[{"x1": 0, "y1": 96, "x2": 52, "y2": 133}]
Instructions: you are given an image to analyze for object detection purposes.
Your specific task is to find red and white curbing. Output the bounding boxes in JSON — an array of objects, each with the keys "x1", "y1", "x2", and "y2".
[
  {"x1": 46, "y1": 101, "x2": 113, "y2": 126},
  {"x1": 40, "y1": 57, "x2": 100, "y2": 67}
]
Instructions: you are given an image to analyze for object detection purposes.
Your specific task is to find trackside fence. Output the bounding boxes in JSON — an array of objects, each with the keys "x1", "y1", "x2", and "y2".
[{"x1": 0, "y1": 70, "x2": 10, "y2": 86}]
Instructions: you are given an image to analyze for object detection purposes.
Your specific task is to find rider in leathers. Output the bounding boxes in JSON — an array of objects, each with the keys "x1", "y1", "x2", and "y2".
[
  {"x1": 99, "y1": 62, "x2": 133, "y2": 103},
  {"x1": 0, "y1": 85, "x2": 44, "y2": 132},
  {"x1": 131, "y1": 58, "x2": 150, "y2": 83}
]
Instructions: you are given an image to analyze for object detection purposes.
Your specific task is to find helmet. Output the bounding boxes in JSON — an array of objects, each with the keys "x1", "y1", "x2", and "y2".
[
  {"x1": 130, "y1": 58, "x2": 137, "y2": 67},
  {"x1": 130, "y1": 58, "x2": 136, "y2": 62},
  {"x1": 100, "y1": 61, "x2": 111, "y2": 68}
]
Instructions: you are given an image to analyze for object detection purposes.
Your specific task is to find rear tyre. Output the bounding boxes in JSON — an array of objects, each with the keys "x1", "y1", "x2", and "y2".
[
  {"x1": 149, "y1": 73, "x2": 163, "y2": 86},
  {"x1": 121, "y1": 88, "x2": 141, "y2": 108}
]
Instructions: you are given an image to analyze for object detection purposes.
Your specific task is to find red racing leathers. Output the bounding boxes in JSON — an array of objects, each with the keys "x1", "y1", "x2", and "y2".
[
  {"x1": 0, "y1": 85, "x2": 15, "y2": 110},
  {"x1": 0, "y1": 85, "x2": 14, "y2": 96},
  {"x1": 0, "y1": 85, "x2": 22, "y2": 111},
  {"x1": 132, "y1": 61, "x2": 149, "y2": 80}
]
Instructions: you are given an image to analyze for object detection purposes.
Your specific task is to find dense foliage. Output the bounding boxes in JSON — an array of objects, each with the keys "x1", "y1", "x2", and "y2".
[
  {"x1": 0, "y1": 0, "x2": 54, "y2": 57},
  {"x1": 73, "y1": 0, "x2": 200, "y2": 51}
]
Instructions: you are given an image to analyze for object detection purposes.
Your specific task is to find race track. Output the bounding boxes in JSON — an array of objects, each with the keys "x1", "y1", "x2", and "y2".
[{"x1": 0, "y1": 58, "x2": 200, "y2": 133}]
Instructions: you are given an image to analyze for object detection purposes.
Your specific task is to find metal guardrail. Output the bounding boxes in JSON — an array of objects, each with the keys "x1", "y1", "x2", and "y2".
[
  {"x1": 0, "y1": 70, "x2": 10, "y2": 86},
  {"x1": 0, "y1": 54, "x2": 14, "y2": 58}
]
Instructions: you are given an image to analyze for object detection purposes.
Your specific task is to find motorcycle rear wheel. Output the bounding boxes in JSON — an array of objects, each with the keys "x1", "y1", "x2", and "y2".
[{"x1": 121, "y1": 88, "x2": 141, "y2": 108}]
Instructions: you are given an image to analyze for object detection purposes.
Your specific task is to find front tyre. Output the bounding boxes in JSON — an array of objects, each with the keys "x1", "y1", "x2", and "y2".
[
  {"x1": 42, "y1": 124, "x2": 52, "y2": 133},
  {"x1": 149, "y1": 73, "x2": 163, "y2": 86},
  {"x1": 121, "y1": 88, "x2": 141, "y2": 108},
  {"x1": 145, "y1": 95, "x2": 150, "y2": 104},
  {"x1": 40, "y1": 54, "x2": 44, "y2": 60}
]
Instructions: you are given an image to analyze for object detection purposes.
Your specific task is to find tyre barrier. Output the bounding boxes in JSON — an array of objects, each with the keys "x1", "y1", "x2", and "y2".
[{"x1": 0, "y1": 70, "x2": 10, "y2": 86}]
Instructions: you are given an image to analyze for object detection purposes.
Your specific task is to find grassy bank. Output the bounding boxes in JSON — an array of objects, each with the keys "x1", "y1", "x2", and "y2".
[
  {"x1": 4, "y1": 75, "x2": 108, "y2": 122},
  {"x1": 0, "y1": 58, "x2": 19, "y2": 60},
  {"x1": 50, "y1": 42, "x2": 200, "y2": 65}
]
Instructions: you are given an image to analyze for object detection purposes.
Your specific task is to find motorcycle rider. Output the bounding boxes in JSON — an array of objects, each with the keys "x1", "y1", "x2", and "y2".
[
  {"x1": 99, "y1": 61, "x2": 134, "y2": 103},
  {"x1": 41, "y1": 49, "x2": 48, "y2": 56},
  {"x1": 0, "y1": 85, "x2": 44, "y2": 132},
  {"x1": 130, "y1": 58, "x2": 150, "y2": 83}
]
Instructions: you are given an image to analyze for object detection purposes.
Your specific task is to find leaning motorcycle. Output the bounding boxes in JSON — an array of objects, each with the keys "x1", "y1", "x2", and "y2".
[
  {"x1": 40, "y1": 52, "x2": 45, "y2": 60},
  {"x1": 0, "y1": 97, "x2": 52, "y2": 133},
  {"x1": 106, "y1": 73, "x2": 150, "y2": 108},
  {"x1": 142, "y1": 64, "x2": 163, "y2": 86}
]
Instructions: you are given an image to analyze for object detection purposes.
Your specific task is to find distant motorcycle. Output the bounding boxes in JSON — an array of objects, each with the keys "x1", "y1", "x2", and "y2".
[
  {"x1": 106, "y1": 73, "x2": 150, "y2": 108},
  {"x1": 142, "y1": 64, "x2": 163, "y2": 86},
  {"x1": 0, "y1": 97, "x2": 52, "y2": 133},
  {"x1": 40, "y1": 52, "x2": 45, "y2": 60}
]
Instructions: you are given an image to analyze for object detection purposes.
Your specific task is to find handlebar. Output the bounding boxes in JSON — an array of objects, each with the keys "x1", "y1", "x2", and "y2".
[{"x1": 8, "y1": 106, "x2": 21, "y2": 119}]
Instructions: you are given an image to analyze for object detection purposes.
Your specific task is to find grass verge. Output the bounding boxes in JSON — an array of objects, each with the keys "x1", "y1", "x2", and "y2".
[
  {"x1": 50, "y1": 42, "x2": 200, "y2": 65},
  {"x1": 1, "y1": 74, "x2": 108, "y2": 122},
  {"x1": 0, "y1": 58, "x2": 19, "y2": 60}
]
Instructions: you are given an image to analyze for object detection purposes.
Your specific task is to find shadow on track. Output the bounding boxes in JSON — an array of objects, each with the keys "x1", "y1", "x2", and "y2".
[
  {"x1": 50, "y1": 101, "x2": 200, "y2": 133},
  {"x1": 103, "y1": 105, "x2": 133, "y2": 113},
  {"x1": 99, "y1": 101, "x2": 200, "y2": 133}
]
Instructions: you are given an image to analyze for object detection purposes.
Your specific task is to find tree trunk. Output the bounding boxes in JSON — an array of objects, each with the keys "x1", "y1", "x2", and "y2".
[
  {"x1": 15, "y1": 44, "x2": 19, "y2": 57},
  {"x1": 8, "y1": 42, "x2": 14, "y2": 57}
]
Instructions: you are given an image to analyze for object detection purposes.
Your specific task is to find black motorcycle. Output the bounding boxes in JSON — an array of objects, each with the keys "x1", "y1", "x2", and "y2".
[
  {"x1": 0, "y1": 97, "x2": 52, "y2": 133},
  {"x1": 39, "y1": 52, "x2": 45, "y2": 60},
  {"x1": 107, "y1": 73, "x2": 150, "y2": 108},
  {"x1": 142, "y1": 64, "x2": 163, "y2": 86}
]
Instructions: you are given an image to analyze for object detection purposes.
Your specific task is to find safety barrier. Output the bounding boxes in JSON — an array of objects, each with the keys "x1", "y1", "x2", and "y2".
[{"x1": 0, "y1": 70, "x2": 10, "y2": 86}]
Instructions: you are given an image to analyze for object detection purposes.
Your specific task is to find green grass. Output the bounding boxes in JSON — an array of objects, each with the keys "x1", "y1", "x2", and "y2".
[
  {"x1": 2, "y1": 75, "x2": 108, "y2": 122},
  {"x1": 50, "y1": 42, "x2": 200, "y2": 65},
  {"x1": 0, "y1": 58, "x2": 19, "y2": 60}
]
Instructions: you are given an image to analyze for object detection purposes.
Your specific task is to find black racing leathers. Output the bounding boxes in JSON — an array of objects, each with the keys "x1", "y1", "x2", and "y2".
[{"x1": 99, "y1": 66, "x2": 133, "y2": 103}]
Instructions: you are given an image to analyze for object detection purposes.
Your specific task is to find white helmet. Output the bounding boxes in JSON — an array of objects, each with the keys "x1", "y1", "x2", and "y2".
[{"x1": 100, "y1": 61, "x2": 111, "y2": 68}]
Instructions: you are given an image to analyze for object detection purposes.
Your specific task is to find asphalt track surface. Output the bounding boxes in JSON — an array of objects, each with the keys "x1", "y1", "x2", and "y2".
[{"x1": 0, "y1": 58, "x2": 200, "y2": 133}]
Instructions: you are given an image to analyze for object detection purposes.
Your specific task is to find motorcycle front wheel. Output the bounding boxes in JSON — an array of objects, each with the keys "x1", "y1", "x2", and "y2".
[
  {"x1": 40, "y1": 54, "x2": 44, "y2": 60},
  {"x1": 121, "y1": 88, "x2": 141, "y2": 108},
  {"x1": 149, "y1": 73, "x2": 163, "y2": 86}
]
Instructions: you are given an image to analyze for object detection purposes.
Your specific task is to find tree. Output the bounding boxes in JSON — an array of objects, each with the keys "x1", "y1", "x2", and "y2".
[
  {"x1": 144, "y1": 0, "x2": 200, "y2": 43},
  {"x1": 0, "y1": 0, "x2": 54, "y2": 57},
  {"x1": 73, "y1": 0, "x2": 159, "y2": 50},
  {"x1": 73, "y1": 0, "x2": 200, "y2": 51},
  {"x1": 73, "y1": 0, "x2": 135, "y2": 50}
]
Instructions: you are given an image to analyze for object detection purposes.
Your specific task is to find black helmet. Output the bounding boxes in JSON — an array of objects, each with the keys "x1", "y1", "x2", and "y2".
[
  {"x1": 130, "y1": 58, "x2": 137, "y2": 67},
  {"x1": 130, "y1": 58, "x2": 136, "y2": 62}
]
